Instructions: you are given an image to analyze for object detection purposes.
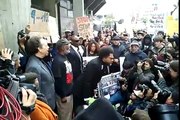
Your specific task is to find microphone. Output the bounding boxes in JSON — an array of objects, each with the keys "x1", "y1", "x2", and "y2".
[{"x1": 17, "y1": 72, "x2": 38, "y2": 84}]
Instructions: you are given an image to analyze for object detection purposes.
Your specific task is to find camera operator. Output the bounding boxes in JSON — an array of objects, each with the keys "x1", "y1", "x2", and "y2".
[
  {"x1": 108, "y1": 61, "x2": 135, "y2": 107},
  {"x1": 157, "y1": 60, "x2": 179, "y2": 93},
  {"x1": 0, "y1": 85, "x2": 36, "y2": 120},
  {"x1": 21, "y1": 87, "x2": 37, "y2": 120},
  {"x1": 17, "y1": 30, "x2": 30, "y2": 73},
  {"x1": 142, "y1": 60, "x2": 179, "y2": 110},
  {"x1": 20, "y1": 72, "x2": 58, "y2": 120},
  {"x1": 118, "y1": 86, "x2": 149, "y2": 117},
  {"x1": 133, "y1": 58, "x2": 155, "y2": 89}
]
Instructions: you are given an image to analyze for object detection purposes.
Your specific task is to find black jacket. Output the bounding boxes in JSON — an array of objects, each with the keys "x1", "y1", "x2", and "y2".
[
  {"x1": 157, "y1": 77, "x2": 179, "y2": 92},
  {"x1": 73, "y1": 57, "x2": 110, "y2": 98},
  {"x1": 52, "y1": 54, "x2": 73, "y2": 98},
  {"x1": 124, "y1": 50, "x2": 148, "y2": 65}
]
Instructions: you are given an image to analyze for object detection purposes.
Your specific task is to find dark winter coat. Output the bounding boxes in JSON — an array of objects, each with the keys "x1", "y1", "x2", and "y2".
[
  {"x1": 73, "y1": 57, "x2": 111, "y2": 98},
  {"x1": 124, "y1": 50, "x2": 148, "y2": 65}
]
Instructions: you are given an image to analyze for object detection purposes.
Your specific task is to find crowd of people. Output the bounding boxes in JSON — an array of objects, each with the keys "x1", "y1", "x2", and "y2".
[{"x1": 0, "y1": 28, "x2": 179, "y2": 120}]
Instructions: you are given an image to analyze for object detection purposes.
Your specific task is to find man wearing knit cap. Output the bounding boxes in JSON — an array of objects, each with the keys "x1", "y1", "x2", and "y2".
[
  {"x1": 123, "y1": 40, "x2": 148, "y2": 66},
  {"x1": 52, "y1": 39, "x2": 73, "y2": 120}
]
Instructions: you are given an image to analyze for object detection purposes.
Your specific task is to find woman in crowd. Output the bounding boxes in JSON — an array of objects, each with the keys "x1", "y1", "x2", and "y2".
[{"x1": 83, "y1": 40, "x2": 100, "y2": 56}]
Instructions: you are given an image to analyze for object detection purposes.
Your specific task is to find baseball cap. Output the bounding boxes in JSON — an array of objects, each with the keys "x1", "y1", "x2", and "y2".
[
  {"x1": 56, "y1": 39, "x2": 70, "y2": 49},
  {"x1": 111, "y1": 36, "x2": 121, "y2": 41}
]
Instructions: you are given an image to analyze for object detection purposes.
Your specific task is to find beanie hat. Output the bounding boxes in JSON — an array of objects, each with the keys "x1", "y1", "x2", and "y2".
[
  {"x1": 137, "y1": 30, "x2": 144, "y2": 36},
  {"x1": 130, "y1": 40, "x2": 140, "y2": 47},
  {"x1": 111, "y1": 36, "x2": 121, "y2": 41},
  {"x1": 56, "y1": 39, "x2": 70, "y2": 49}
]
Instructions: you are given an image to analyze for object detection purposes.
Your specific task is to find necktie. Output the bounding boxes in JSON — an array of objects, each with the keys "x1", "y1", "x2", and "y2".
[
  {"x1": 77, "y1": 47, "x2": 83, "y2": 72},
  {"x1": 77, "y1": 47, "x2": 83, "y2": 62}
]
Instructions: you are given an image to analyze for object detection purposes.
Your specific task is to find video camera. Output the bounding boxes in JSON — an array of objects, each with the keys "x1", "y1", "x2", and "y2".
[
  {"x1": 154, "y1": 60, "x2": 169, "y2": 72},
  {"x1": 136, "y1": 84, "x2": 150, "y2": 98},
  {"x1": 150, "y1": 80, "x2": 171, "y2": 104},
  {"x1": 17, "y1": 30, "x2": 30, "y2": 41},
  {"x1": 136, "y1": 80, "x2": 171, "y2": 104},
  {"x1": 137, "y1": 84, "x2": 149, "y2": 92},
  {"x1": 0, "y1": 69, "x2": 38, "y2": 100}
]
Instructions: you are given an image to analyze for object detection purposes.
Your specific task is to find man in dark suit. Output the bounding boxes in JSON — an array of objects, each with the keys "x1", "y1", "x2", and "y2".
[
  {"x1": 25, "y1": 36, "x2": 56, "y2": 110},
  {"x1": 67, "y1": 35, "x2": 84, "y2": 83},
  {"x1": 66, "y1": 35, "x2": 84, "y2": 115}
]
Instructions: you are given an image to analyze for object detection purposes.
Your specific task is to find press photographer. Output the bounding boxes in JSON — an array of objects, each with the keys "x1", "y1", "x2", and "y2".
[
  {"x1": 0, "y1": 70, "x2": 39, "y2": 96},
  {"x1": 0, "y1": 70, "x2": 58, "y2": 120},
  {"x1": 17, "y1": 30, "x2": 30, "y2": 73},
  {"x1": 133, "y1": 58, "x2": 155, "y2": 88},
  {"x1": 142, "y1": 60, "x2": 179, "y2": 109},
  {"x1": 0, "y1": 85, "x2": 37, "y2": 120},
  {"x1": 157, "y1": 60, "x2": 179, "y2": 94},
  {"x1": 131, "y1": 82, "x2": 179, "y2": 120},
  {"x1": 153, "y1": 59, "x2": 170, "y2": 73}
]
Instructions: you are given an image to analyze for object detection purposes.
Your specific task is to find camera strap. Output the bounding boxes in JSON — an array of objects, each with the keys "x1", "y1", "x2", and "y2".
[{"x1": 7, "y1": 80, "x2": 20, "y2": 99}]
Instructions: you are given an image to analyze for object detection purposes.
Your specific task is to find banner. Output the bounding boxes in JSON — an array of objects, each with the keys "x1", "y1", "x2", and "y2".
[
  {"x1": 147, "y1": 13, "x2": 166, "y2": 34},
  {"x1": 97, "y1": 72, "x2": 121, "y2": 98},
  {"x1": 166, "y1": 16, "x2": 179, "y2": 37},
  {"x1": 76, "y1": 16, "x2": 93, "y2": 38},
  {"x1": 29, "y1": 8, "x2": 51, "y2": 42},
  {"x1": 30, "y1": 8, "x2": 50, "y2": 34}
]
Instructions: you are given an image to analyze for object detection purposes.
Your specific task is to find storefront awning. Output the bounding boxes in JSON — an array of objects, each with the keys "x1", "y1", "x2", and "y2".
[{"x1": 84, "y1": 0, "x2": 106, "y2": 15}]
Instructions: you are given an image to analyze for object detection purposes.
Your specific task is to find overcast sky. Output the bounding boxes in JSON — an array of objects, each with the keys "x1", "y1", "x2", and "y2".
[{"x1": 96, "y1": 0, "x2": 178, "y2": 20}]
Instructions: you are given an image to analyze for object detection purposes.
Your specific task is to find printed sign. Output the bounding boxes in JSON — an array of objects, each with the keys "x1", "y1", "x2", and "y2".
[
  {"x1": 30, "y1": 8, "x2": 50, "y2": 34},
  {"x1": 147, "y1": 13, "x2": 166, "y2": 34},
  {"x1": 166, "y1": 16, "x2": 179, "y2": 37},
  {"x1": 119, "y1": 57, "x2": 125, "y2": 72},
  {"x1": 76, "y1": 16, "x2": 93, "y2": 38},
  {"x1": 97, "y1": 72, "x2": 121, "y2": 98}
]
